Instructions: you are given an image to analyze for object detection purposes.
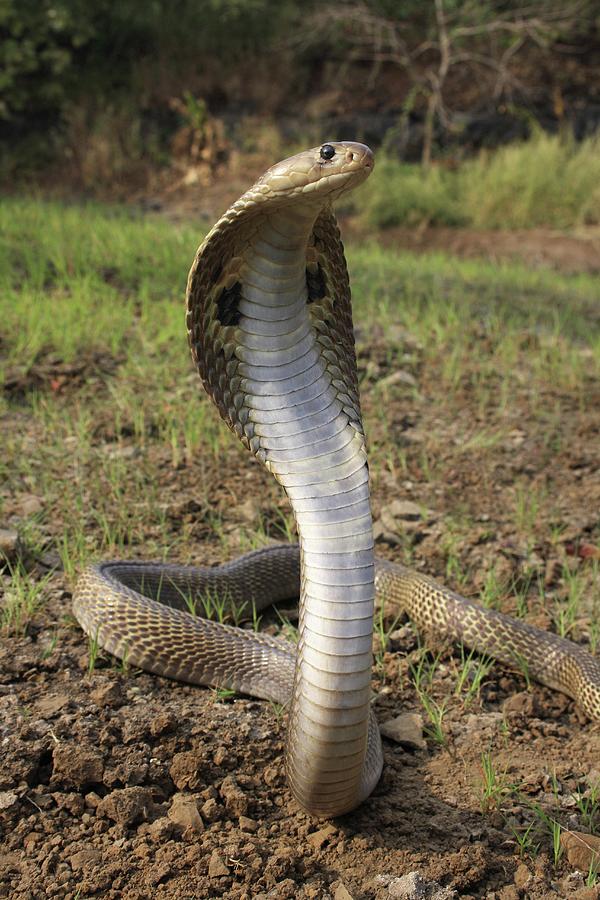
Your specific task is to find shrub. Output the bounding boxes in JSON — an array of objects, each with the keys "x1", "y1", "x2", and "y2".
[
  {"x1": 362, "y1": 132, "x2": 600, "y2": 230},
  {"x1": 459, "y1": 131, "x2": 600, "y2": 228},
  {"x1": 362, "y1": 158, "x2": 465, "y2": 229}
]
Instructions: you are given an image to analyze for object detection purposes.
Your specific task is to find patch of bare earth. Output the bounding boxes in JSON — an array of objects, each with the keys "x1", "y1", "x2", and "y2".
[
  {"x1": 2, "y1": 260, "x2": 600, "y2": 899},
  {"x1": 159, "y1": 177, "x2": 600, "y2": 276},
  {"x1": 350, "y1": 224, "x2": 600, "y2": 275}
]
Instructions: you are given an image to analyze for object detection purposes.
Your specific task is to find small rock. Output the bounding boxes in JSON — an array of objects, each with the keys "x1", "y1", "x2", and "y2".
[
  {"x1": 380, "y1": 713, "x2": 426, "y2": 750},
  {"x1": 269, "y1": 878, "x2": 297, "y2": 899},
  {"x1": 19, "y1": 494, "x2": 44, "y2": 516},
  {"x1": 90, "y1": 682, "x2": 123, "y2": 708},
  {"x1": 514, "y1": 863, "x2": 530, "y2": 889},
  {"x1": 307, "y1": 824, "x2": 337, "y2": 850},
  {"x1": 103, "y1": 444, "x2": 140, "y2": 460},
  {"x1": 84, "y1": 792, "x2": 102, "y2": 809},
  {"x1": 572, "y1": 888, "x2": 600, "y2": 900},
  {"x1": 169, "y1": 749, "x2": 204, "y2": 790},
  {"x1": 0, "y1": 529, "x2": 20, "y2": 563},
  {"x1": 150, "y1": 712, "x2": 176, "y2": 736},
  {"x1": 53, "y1": 792, "x2": 84, "y2": 815},
  {"x1": 561, "y1": 830, "x2": 600, "y2": 871},
  {"x1": 386, "y1": 500, "x2": 424, "y2": 521},
  {"x1": 201, "y1": 797, "x2": 223, "y2": 822},
  {"x1": 208, "y1": 849, "x2": 230, "y2": 877},
  {"x1": 142, "y1": 817, "x2": 174, "y2": 844},
  {"x1": 69, "y1": 849, "x2": 102, "y2": 871},
  {"x1": 334, "y1": 883, "x2": 355, "y2": 900},
  {"x1": 379, "y1": 370, "x2": 418, "y2": 389},
  {"x1": 0, "y1": 791, "x2": 18, "y2": 811},
  {"x1": 378, "y1": 500, "x2": 428, "y2": 537},
  {"x1": 388, "y1": 871, "x2": 456, "y2": 899},
  {"x1": 503, "y1": 692, "x2": 536, "y2": 717},
  {"x1": 388, "y1": 625, "x2": 418, "y2": 653},
  {"x1": 133, "y1": 841, "x2": 151, "y2": 859},
  {"x1": 220, "y1": 775, "x2": 249, "y2": 817},
  {"x1": 264, "y1": 765, "x2": 281, "y2": 786},
  {"x1": 36, "y1": 694, "x2": 69, "y2": 717},
  {"x1": 168, "y1": 793, "x2": 204, "y2": 833},
  {"x1": 498, "y1": 887, "x2": 519, "y2": 900},
  {"x1": 23, "y1": 833, "x2": 41, "y2": 855},
  {"x1": 52, "y1": 744, "x2": 104, "y2": 788},
  {"x1": 96, "y1": 787, "x2": 154, "y2": 825},
  {"x1": 239, "y1": 815, "x2": 258, "y2": 832},
  {"x1": 373, "y1": 519, "x2": 403, "y2": 546},
  {"x1": 213, "y1": 746, "x2": 228, "y2": 766},
  {"x1": 236, "y1": 497, "x2": 262, "y2": 524}
]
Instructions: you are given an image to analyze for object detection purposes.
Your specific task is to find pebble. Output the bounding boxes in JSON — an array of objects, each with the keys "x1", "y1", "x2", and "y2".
[
  {"x1": 379, "y1": 501, "x2": 423, "y2": 533},
  {"x1": 502, "y1": 692, "x2": 536, "y2": 717},
  {"x1": 560, "y1": 830, "x2": 600, "y2": 871},
  {"x1": 96, "y1": 787, "x2": 155, "y2": 825},
  {"x1": 201, "y1": 797, "x2": 223, "y2": 822},
  {"x1": 0, "y1": 791, "x2": 18, "y2": 810},
  {"x1": 169, "y1": 749, "x2": 204, "y2": 790},
  {"x1": 0, "y1": 528, "x2": 19, "y2": 563},
  {"x1": 380, "y1": 712, "x2": 426, "y2": 750},
  {"x1": 36, "y1": 694, "x2": 70, "y2": 717},
  {"x1": 84, "y1": 791, "x2": 102, "y2": 809},
  {"x1": 513, "y1": 863, "x2": 530, "y2": 889},
  {"x1": 69, "y1": 849, "x2": 102, "y2": 871},
  {"x1": 307, "y1": 824, "x2": 337, "y2": 850},
  {"x1": 570, "y1": 889, "x2": 600, "y2": 900},
  {"x1": 387, "y1": 871, "x2": 456, "y2": 899},
  {"x1": 208, "y1": 849, "x2": 230, "y2": 877},
  {"x1": 378, "y1": 370, "x2": 418, "y2": 388},
  {"x1": 333, "y1": 883, "x2": 355, "y2": 900},
  {"x1": 144, "y1": 817, "x2": 174, "y2": 843},
  {"x1": 90, "y1": 682, "x2": 123, "y2": 708},
  {"x1": 167, "y1": 793, "x2": 204, "y2": 833},
  {"x1": 150, "y1": 712, "x2": 176, "y2": 736},
  {"x1": 220, "y1": 775, "x2": 249, "y2": 817},
  {"x1": 52, "y1": 744, "x2": 104, "y2": 788},
  {"x1": 239, "y1": 815, "x2": 258, "y2": 832},
  {"x1": 18, "y1": 494, "x2": 44, "y2": 516}
]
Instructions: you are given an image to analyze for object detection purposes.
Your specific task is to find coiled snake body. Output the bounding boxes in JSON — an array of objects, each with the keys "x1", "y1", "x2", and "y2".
[{"x1": 74, "y1": 142, "x2": 600, "y2": 818}]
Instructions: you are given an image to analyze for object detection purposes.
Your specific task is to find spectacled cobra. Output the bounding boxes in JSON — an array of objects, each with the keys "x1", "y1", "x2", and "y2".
[{"x1": 73, "y1": 142, "x2": 600, "y2": 818}]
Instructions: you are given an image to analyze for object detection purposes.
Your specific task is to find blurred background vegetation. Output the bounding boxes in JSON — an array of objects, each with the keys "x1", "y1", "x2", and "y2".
[{"x1": 2, "y1": 0, "x2": 599, "y2": 228}]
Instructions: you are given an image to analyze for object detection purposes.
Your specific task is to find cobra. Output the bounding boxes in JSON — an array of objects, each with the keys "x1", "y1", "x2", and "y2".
[{"x1": 74, "y1": 142, "x2": 600, "y2": 818}]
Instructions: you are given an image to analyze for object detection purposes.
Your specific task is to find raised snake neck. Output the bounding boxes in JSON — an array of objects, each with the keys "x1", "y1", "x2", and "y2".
[{"x1": 74, "y1": 142, "x2": 600, "y2": 819}]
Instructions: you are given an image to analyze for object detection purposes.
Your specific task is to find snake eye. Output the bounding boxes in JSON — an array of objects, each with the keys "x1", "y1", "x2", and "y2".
[{"x1": 320, "y1": 144, "x2": 336, "y2": 160}]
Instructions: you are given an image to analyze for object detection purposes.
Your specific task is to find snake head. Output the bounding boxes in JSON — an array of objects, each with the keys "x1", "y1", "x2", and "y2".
[{"x1": 253, "y1": 141, "x2": 374, "y2": 203}]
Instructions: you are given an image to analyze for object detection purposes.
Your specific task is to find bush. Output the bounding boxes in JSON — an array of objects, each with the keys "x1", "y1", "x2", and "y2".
[
  {"x1": 362, "y1": 132, "x2": 600, "y2": 230},
  {"x1": 362, "y1": 158, "x2": 465, "y2": 229},
  {"x1": 459, "y1": 131, "x2": 600, "y2": 228},
  {"x1": 0, "y1": 0, "x2": 303, "y2": 177}
]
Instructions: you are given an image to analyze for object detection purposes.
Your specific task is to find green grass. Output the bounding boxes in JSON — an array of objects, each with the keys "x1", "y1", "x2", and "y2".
[
  {"x1": 350, "y1": 243, "x2": 600, "y2": 402},
  {"x1": 1, "y1": 562, "x2": 53, "y2": 634},
  {"x1": 2, "y1": 195, "x2": 600, "y2": 888},
  {"x1": 1, "y1": 196, "x2": 599, "y2": 653},
  {"x1": 363, "y1": 131, "x2": 600, "y2": 230},
  {"x1": 0, "y1": 199, "x2": 200, "y2": 368},
  {"x1": 2, "y1": 196, "x2": 599, "y2": 398}
]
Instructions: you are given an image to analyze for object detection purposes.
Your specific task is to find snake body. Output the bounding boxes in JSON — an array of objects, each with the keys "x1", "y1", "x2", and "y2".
[{"x1": 74, "y1": 142, "x2": 600, "y2": 818}]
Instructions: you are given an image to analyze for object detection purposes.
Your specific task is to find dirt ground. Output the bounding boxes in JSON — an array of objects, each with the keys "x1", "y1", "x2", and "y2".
[
  {"x1": 369, "y1": 225, "x2": 600, "y2": 276},
  {"x1": 157, "y1": 171, "x2": 600, "y2": 277},
  {"x1": 2, "y1": 216, "x2": 600, "y2": 900}
]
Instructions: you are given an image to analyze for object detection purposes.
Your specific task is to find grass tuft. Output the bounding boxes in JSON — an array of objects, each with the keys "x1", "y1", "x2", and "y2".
[{"x1": 362, "y1": 131, "x2": 600, "y2": 231}]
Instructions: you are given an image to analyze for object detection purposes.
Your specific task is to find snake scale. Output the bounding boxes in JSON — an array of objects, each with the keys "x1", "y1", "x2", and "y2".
[{"x1": 74, "y1": 142, "x2": 600, "y2": 818}]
